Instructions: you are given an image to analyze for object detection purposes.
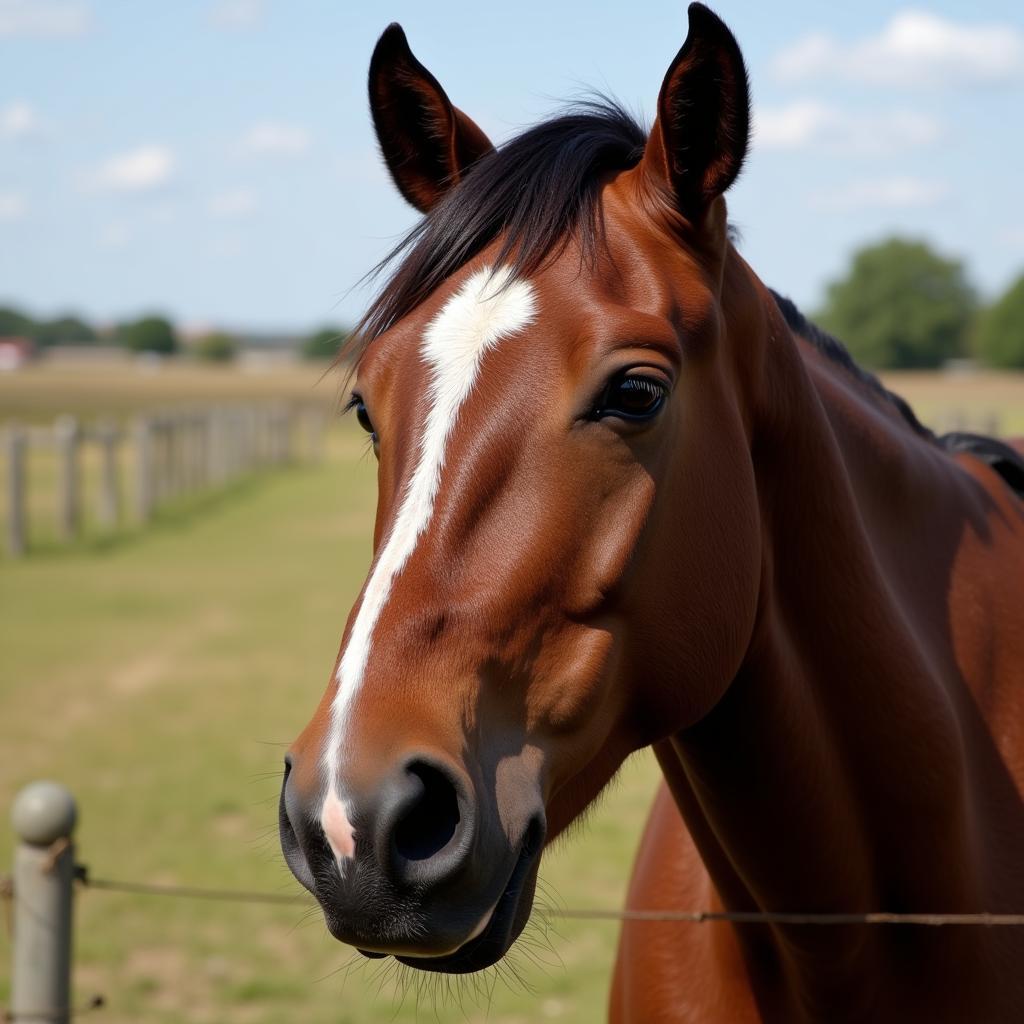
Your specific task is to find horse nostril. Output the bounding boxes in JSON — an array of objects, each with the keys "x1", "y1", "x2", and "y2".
[
  {"x1": 279, "y1": 755, "x2": 295, "y2": 843},
  {"x1": 279, "y1": 753, "x2": 315, "y2": 893},
  {"x1": 392, "y1": 760, "x2": 463, "y2": 865}
]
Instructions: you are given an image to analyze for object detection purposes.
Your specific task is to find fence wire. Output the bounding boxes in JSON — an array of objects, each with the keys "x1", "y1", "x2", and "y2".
[
  {"x1": 3, "y1": 995, "x2": 104, "y2": 1023},
  {"x1": 6, "y1": 864, "x2": 1024, "y2": 1022},
  {"x1": 62, "y1": 869, "x2": 1024, "y2": 927}
]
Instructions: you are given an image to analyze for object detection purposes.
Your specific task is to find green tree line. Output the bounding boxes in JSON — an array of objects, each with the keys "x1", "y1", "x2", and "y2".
[
  {"x1": 0, "y1": 308, "x2": 348, "y2": 363},
  {"x1": 816, "y1": 237, "x2": 1024, "y2": 370},
  {"x1": 3, "y1": 236, "x2": 1023, "y2": 369}
]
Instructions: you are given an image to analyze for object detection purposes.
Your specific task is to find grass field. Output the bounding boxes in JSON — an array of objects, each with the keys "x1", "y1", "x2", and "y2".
[{"x1": 2, "y1": 363, "x2": 1022, "y2": 1023}]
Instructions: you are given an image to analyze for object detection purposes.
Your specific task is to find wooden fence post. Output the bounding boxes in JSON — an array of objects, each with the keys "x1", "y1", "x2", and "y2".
[
  {"x1": 279, "y1": 407, "x2": 292, "y2": 465},
  {"x1": 96, "y1": 420, "x2": 120, "y2": 530},
  {"x1": 221, "y1": 411, "x2": 233, "y2": 480},
  {"x1": 193, "y1": 415, "x2": 205, "y2": 490},
  {"x1": 161, "y1": 418, "x2": 173, "y2": 502},
  {"x1": 54, "y1": 416, "x2": 80, "y2": 543},
  {"x1": 168, "y1": 416, "x2": 182, "y2": 500},
  {"x1": 151, "y1": 418, "x2": 164, "y2": 506},
  {"x1": 5, "y1": 423, "x2": 27, "y2": 557},
  {"x1": 171, "y1": 415, "x2": 183, "y2": 496},
  {"x1": 245, "y1": 408, "x2": 257, "y2": 472},
  {"x1": 9, "y1": 781, "x2": 78, "y2": 1024},
  {"x1": 267, "y1": 407, "x2": 277, "y2": 465},
  {"x1": 254, "y1": 407, "x2": 265, "y2": 468},
  {"x1": 206, "y1": 409, "x2": 222, "y2": 485},
  {"x1": 265, "y1": 407, "x2": 277, "y2": 465},
  {"x1": 310, "y1": 407, "x2": 327, "y2": 462},
  {"x1": 161, "y1": 417, "x2": 173, "y2": 502},
  {"x1": 134, "y1": 417, "x2": 154, "y2": 524},
  {"x1": 195, "y1": 414, "x2": 208, "y2": 490},
  {"x1": 183, "y1": 414, "x2": 195, "y2": 494}
]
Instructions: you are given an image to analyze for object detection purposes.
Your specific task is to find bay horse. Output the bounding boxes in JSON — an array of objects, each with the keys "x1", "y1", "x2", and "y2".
[{"x1": 280, "y1": 5, "x2": 1024, "y2": 1020}]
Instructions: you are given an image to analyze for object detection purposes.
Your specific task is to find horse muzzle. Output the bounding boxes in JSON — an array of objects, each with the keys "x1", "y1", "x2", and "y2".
[{"x1": 279, "y1": 750, "x2": 546, "y2": 973}]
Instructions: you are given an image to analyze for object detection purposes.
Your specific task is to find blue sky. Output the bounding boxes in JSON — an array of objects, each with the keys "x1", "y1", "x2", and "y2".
[{"x1": 1, "y1": 0, "x2": 1023, "y2": 332}]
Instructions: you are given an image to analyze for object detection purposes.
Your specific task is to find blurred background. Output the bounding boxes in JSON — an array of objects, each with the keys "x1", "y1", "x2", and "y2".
[{"x1": 1, "y1": 2, "x2": 1022, "y2": 1022}]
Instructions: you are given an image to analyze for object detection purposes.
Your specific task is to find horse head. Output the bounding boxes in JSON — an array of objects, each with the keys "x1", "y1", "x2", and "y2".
[{"x1": 280, "y1": 3, "x2": 764, "y2": 974}]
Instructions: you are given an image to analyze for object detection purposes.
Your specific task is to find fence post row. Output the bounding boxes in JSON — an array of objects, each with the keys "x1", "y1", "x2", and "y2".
[
  {"x1": 3, "y1": 404, "x2": 328, "y2": 557},
  {"x1": 9, "y1": 782, "x2": 78, "y2": 1024}
]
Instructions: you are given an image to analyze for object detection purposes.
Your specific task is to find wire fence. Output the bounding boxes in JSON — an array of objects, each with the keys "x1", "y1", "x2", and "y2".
[
  {"x1": 9, "y1": 864, "x2": 1024, "y2": 927},
  {"x1": 7, "y1": 791, "x2": 1024, "y2": 1023}
]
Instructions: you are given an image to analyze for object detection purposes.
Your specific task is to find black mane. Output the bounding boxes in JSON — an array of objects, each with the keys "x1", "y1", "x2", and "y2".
[
  {"x1": 769, "y1": 290, "x2": 935, "y2": 442},
  {"x1": 774, "y1": 291, "x2": 1024, "y2": 490}
]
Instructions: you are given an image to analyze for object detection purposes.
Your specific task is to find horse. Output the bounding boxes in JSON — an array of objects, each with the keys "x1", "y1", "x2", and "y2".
[{"x1": 279, "y1": 5, "x2": 1024, "y2": 1020}]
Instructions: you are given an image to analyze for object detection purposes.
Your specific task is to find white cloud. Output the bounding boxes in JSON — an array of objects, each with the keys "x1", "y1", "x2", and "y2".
[
  {"x1": 0, "y1": 191, "x2": 28, "y2": 221},
  {"x1": 755, "y1": 101, "x2": 941, "y2": 154},
  {"x1": 0, "y1": 100, "x2": 41, "y2": 139},
  {"x1": 209, "y1": 0, "x2": 263, "y2": 30},
  {"x1": 755, "y1": 100, "x2": 832, "y2": 149},
  {"x1": 208, "y1": 187, "x2": 258, "y2": 218},
  {"x1": 811, "y1": 177, "x2": 951, "y2": 210},
  {"x1": 773, "y1": 10, "x2": 1024, "y2": 87},
  {"x1": 0, "y1": 0, "x2": 91, "y2": 38},
  {"x1": 241, "y1": 122, "x2": 310, "y2": 157},
  {"x1": 92, "y1": 145, "x2": 175, "y2": 192}
]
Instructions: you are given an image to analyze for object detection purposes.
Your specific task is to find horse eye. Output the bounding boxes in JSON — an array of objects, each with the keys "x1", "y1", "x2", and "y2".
[
  {"x1": 355, "y1": 401, "x2": 375, "y2": 436},
  {"x1": 595, "y1": 374, "x2": 668, "y2": 421}
]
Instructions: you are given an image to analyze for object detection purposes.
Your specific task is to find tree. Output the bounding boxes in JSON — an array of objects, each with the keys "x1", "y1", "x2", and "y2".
[
  {"x1": 302, "y1": 326, "x2": 346, "y2": 361},
  {"x1": 0, "y1": 305, "x2": 34, "y2": 338},
  {"x1": 117, "y1": 315, "x2": 178, "y2": 355},
  {"x1": 32, "y1": 315, "x2": 97, "y2": 347},
  {"x1": 194, "y1": 331, "x2": 239, "y2": 363},
  {"x1": 974, "y1": 274, "x2": 1024, "y2": 369},
  {"x1": 816, "y1": 238, "x2": 976, "y2": 370}
]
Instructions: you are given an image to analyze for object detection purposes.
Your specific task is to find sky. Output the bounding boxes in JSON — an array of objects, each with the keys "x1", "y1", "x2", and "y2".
[{"x1": 1, "y1": 0, "x2": 1023, "y2": 333}]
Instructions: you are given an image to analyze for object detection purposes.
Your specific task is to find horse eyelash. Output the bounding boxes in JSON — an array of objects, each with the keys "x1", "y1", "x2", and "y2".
[
  {"x1": 342, "y1": 393, "x2": 362, "y2": 416},
  {"x1": 621, "y1": 376, "x2": 664, "y2": 394}
]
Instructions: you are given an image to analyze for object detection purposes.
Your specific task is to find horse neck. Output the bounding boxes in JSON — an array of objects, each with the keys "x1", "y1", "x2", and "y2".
[{"x1": 657, "y1": 263, "x2": 994, "y2": 1002}]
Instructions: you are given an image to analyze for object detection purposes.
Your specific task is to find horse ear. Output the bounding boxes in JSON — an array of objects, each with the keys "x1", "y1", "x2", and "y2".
[
  {"x1": 368, "y1": 24, "x2": 495, "y2": 213},
  {"x1": 642, "y1": 3, "x2": 750, "y2": 223}
]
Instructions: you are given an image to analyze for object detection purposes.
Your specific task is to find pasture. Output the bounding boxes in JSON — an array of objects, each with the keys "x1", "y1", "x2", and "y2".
[{"x1": 2, "y1": 364, "x2": 1022, "y2": 1023}]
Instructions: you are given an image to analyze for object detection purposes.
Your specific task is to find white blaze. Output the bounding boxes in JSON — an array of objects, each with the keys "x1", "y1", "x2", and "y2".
[{"x1": 320, "y1": 265, "x2": 537, "y2": 852}]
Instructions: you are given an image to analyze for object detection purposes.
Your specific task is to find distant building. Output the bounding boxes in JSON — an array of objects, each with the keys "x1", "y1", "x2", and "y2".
[
  {"x1": 235, "y1": 330, "x2": 302, "y2": 371},
  {"x1": 41, "y1": 345, "x2": 132, "y2": 365},
  {"x1": 178, "y1": 326, "x2": 303, "y2": 368},
  {"x1": 239, "y1": 348, "x2": 301, "y2": 371},
  {"x1": 0, "y1": 337, "x2": 34, "y2": 371}
]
